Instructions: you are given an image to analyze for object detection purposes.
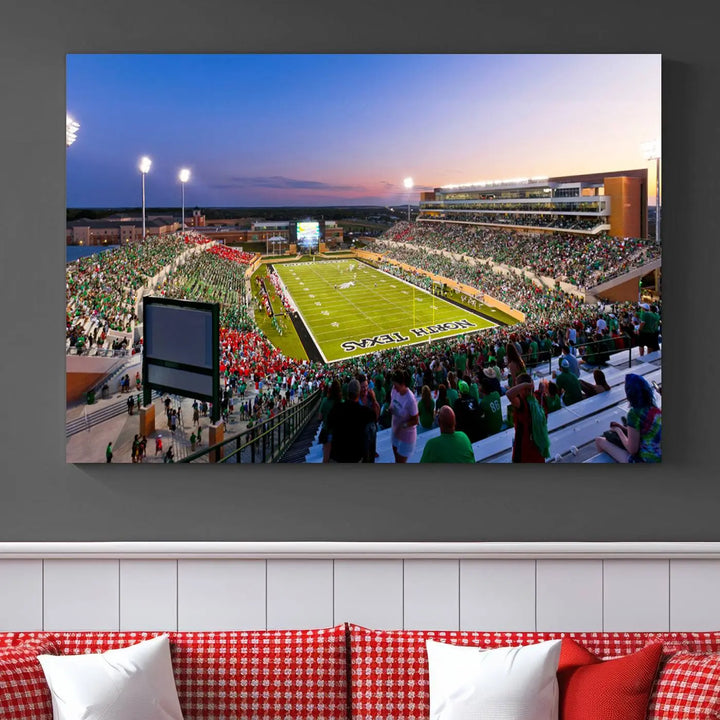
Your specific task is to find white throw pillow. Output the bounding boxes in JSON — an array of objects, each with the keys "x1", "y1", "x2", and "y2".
[
  {"x1": 426, "y1": 638, "x2": 562, "y2": 720},
  {"x1": 38, "y1": 634, "x2": 184, "y2": 720}
]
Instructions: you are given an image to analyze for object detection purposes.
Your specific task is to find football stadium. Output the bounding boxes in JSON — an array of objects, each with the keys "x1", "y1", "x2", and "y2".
[
  {"x1": 66, "y1": 165, "x2": 662, "y2": 466},
  {"x1": 64, "y1": 52, "x2": 662, "y2": 465},
  {"x1": 271, "y1": 259, "x2": 502, "y2": 363}
]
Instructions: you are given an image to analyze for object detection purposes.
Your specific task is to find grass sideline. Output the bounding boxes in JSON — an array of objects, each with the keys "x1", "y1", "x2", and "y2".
[
  {"x1": 273, "y1": 259, "x2": 502, "y2": 363},
  {"x1": 250, "y1": 265, "x2": 308, "y2": 361}
]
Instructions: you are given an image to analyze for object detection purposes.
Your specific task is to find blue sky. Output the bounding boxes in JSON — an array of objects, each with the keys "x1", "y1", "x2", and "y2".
[{"x1": 66, "y1": 54, "x2": 661, "y2": 207}]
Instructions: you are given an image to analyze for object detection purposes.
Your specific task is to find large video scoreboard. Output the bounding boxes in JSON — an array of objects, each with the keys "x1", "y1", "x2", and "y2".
[{"x1": 289, "y1": 220, "x2": 325, "y2": 252}]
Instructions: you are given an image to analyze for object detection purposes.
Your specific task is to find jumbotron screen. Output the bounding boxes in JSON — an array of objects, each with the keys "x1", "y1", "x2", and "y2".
[{"x1": 290, "y1": 220, "x2": 324, "y2": 250}]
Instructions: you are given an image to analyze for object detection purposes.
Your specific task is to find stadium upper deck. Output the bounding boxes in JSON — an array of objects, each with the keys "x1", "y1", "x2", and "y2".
[{"x1": 418, "y1": 168, "x2": 648, "y2": 239}]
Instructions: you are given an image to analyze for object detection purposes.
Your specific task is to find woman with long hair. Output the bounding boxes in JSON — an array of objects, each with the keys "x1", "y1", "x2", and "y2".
[
  {"x1": 594, "y1": 373, "x2": 661, "y2": 462},
  {"x1": 505, "y1": 342, "x2": 527, "y2": 389},
  {"x1": 435, "y1": 384, "x2": 450, "y2": 412},
  {"x1": 445, "y1": 371, "x2": 459, "y2": 406},
  {"x1": 418, "y1": 385, "x2": 435, "y2": 431},
  {"x1": 506, "y1": 373, "x2": 550, "y2": 463},
  {"x1": 541, "y1": 380, "x2": 562, "y2": 414}
]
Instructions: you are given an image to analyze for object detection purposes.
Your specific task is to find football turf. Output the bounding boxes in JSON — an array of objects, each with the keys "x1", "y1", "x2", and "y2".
[{"x1": 273, "y1": 259, "x2": 499, "y2": 363}]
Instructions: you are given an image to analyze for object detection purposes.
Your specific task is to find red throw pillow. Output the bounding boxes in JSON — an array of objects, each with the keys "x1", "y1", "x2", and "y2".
[
  {"x1": 557, "y1": 637, "x2": 663, "y2": 720},
  {"x1": 0, "y1": 635, "x2": 60, "y2": 720}
]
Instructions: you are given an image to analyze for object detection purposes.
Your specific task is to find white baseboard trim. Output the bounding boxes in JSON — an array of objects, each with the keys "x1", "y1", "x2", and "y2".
[{"x1": 2, "y1": 542, "x2": 720, "y2": 559}]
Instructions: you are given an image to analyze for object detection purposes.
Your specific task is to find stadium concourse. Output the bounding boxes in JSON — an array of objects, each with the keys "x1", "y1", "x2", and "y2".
[{"x1": 66, "y1": 222, "x2": 661, "y2": 463}]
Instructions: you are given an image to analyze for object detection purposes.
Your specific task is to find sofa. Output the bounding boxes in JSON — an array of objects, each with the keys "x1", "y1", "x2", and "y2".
[{"x1": 2, "y1": 624, "x2": 719, "y2": 719}]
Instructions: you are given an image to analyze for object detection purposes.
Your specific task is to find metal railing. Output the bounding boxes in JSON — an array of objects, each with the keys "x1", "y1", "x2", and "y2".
[
  {"x1": 66, "y1": 390, "x2": 162, "y2": 437},
  {"x1": 517, "y1": 334, "x2": 633, "y2": 377},
  {"x1": 180, "y1": 390, "x2": 322, "y2": 464}
]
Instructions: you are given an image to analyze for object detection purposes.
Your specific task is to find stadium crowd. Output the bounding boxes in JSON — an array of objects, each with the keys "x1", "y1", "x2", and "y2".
[
  {"x1": 66, "y1": 233, "x2": 195, "y2": 351},
  {"x1": 380, "y1": 221, "x2": 659, "y2": 289},
  {"x1": 156, "y1": 247, "x2": 255, "y2": 331},
  {"x1": 67, "y1": 223, "x2": 661, "y2": 462},
  {"x1": 428, "y1": 213, "x2": 601, "y2": 231}
]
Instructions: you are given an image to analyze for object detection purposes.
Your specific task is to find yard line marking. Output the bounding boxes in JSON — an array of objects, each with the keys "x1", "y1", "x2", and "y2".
[
  {"x1": 301, "y1": 262, "x2": 388, "y2": 336},
  {"x1": 274, "y1": 259, "x2": 500, "y2": 362}
]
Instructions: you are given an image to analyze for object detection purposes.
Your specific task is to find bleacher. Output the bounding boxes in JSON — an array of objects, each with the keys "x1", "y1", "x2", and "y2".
[{"x1": 303, "y1": 346, "x2": 661, "y2": 464}]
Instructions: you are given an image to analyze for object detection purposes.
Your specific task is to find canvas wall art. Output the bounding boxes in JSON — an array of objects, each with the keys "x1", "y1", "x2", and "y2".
[{"x1": 65, "y1": 54, "x2": 661, "y2": 465}]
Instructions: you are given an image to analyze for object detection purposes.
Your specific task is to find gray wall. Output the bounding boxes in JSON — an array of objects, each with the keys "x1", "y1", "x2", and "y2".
[{"x1": 0, "y1": 0, "x2": 716, "y2": 542}]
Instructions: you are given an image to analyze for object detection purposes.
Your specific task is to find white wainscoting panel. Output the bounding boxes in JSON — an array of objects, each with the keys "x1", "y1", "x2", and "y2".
[
  {"x1": 334, "y1": 560, "x2": 403, "y2": 629},
  {"x1": 43, "y1": 560, "x2": 120, "y2": 631},
  {"x1": 460, "y1": 560, "x2": 536, "y2": 631},
  {"x1": 670, "y1": 560, "x2": 720, "y2": 631},
  {"x1": 2, "y1": 545, "x2": 720, "y2": 634},
  {"x1": 120, "y1": 560, "x2": 177, "y2": 631},
  {"x1": 603, "y1": 560, "x2": 669, "y2": 631},
  {"x1": 266, "y1": 559, "x2": 334, "y2": 629},
  {"x1": 536, "y1": 560, "x2": 603, "y2": 631},
  {"x1": 177, "y1": 559, "x2": 266, "y2": 630},
  {"x1": 0, "y1": 560, "x2": 43, "y2": 631},
  {"x1": 403, "y1": 559, "x2": 460, "y2": 630}
]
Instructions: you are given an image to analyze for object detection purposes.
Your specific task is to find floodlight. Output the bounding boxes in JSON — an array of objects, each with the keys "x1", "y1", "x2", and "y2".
[
  {"x1": 139, "y1": 156, "x2": 152, "y2": 239},
  {"x1": 641, "y1": 139, "x2": 661, "y2": 244},
  {"x1": 402, "y1": 177, "x2": 414, "y2": 222},
  {"x1": 641, "y1": 139, "x2": 661, "y2": 160},
  {"x1": 66, "y1": 115, "x2": 80, "y2": 146},
  {"x1": 179, "y1": 169, "x2": 191, "y2": 230}
]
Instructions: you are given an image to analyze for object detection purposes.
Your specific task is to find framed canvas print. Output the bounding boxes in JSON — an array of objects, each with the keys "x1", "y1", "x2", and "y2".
[{"x1": 65, "y1": 53, "x2": 661, "y2": 465}]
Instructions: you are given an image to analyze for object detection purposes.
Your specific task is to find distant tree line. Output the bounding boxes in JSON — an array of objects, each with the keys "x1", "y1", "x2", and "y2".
[{"x1": 67, "y1": 206, "x2": 400, "y2": 223}]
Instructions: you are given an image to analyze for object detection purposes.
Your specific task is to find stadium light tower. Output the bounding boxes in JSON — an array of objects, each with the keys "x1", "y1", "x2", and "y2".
[
  {"x1": 179, "y1": 168, "x2": 190, "y2": 231},
  {"x1": 641, "y1": 139, "x2": 661, "y2": 244},
  {"x1": 403, "y1": 177, "x2": 414, "y2": 222},
  {"x1": 66, "y1": 115, "x2": 80, "y2": 146},
  {"x1": 139, "y1": 156, "x2": 152, "y2": 240}
]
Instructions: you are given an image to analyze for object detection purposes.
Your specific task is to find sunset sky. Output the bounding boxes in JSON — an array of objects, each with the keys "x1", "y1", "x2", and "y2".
[{"x1": 66, "y1": 54, "x2": 661, "y2": 208}]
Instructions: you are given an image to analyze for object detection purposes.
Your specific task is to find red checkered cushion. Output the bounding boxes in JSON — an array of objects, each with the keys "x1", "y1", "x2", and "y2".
[
  {"x1": 1, "y1": 627, "x2": 348, "y2": 720},
  {"x1": 647, "y1": 652, "x2": 720, "y2": 720},
  {"x1": 647, "y1": 632, "x2": 720, "y2": 654},
  {"x1": 169, "y1": 628, "x2": 348, "y2": 720},
  {"x1": 0, "y1": 634, "x2": 60, "y2": 720},
  {"x1": 348, "y1": 626, "x2": 652, "y2": 720}
]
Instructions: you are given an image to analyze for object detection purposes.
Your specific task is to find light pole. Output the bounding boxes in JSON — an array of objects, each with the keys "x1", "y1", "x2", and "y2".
[
  {"x1": 66, "y1": 115, "x2": 80, "y2": 146},
  {"x1": 641, "y1": 140, "x2": 661, "y2": 244},
  {"x1": 139, "y1": 156, "x2": 152, "y2": 240},
  {"x1": 403, "y1": 177, "x2": 414, "y2": 223},
  {"x1": 179, "y1": 168, "x2": 190, "y2": 232}
]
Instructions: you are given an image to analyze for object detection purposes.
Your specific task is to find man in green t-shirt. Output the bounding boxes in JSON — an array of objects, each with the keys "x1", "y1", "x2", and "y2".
[
  {"x1": 420, "y1": 406, "x2": 475, "y2": 463},
  {"x1": 454, "y1": 349, "x2": 467, "y2": 376},
  {"x1": 479, "y1": 370, "x2": 504, "y2": 438},
  {"x1": 638, "y1": 303, "x2": 660, "y2": 353},
  {"x1": 556, "y1": 359, "x2": 583, "y2": 405}
]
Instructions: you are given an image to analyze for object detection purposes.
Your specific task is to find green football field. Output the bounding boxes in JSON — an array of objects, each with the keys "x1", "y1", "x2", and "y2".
[{"x1": 273, "y1": 259, "x2": 499, "y2": 363}]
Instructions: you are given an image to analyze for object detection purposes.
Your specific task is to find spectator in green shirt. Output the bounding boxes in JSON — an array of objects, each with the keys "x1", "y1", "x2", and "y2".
[
  {"x1": 445, "y1": 372, "x2": 459, "y2": 407},
  {"x1": 556, "y1": 359, "x2": 584, "y2": 405},
  {"x1": 420, "y1": 406, "x2": 475, "y2": 463},
  {"x1": 540, "y1": 380, "x2": 562, "y2": 414},
  {"x1": 478, "y1": 371, "x2": 504, "y2": 438},
  {"x1": 454, "y1": 349, "x2": 467, "y2": 376},
  {"x1": 638, "y1": 303, "x2": 661, "y2": 354},
  {"x1": 418, "y1": 385, "x2": 436, "y2": 430}
]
